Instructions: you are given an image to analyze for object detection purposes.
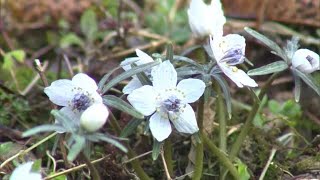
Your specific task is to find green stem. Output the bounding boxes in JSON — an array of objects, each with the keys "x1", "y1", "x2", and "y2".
[
  {"x1": 192, "y1": 96, "x2": 204, "y2": 180},
  {"x1": 109, "y1": 112, "x2": 151, "y2": 180},
  {"x1": 229, "y1": 72, "x2": 280, "y2": 158},
  {"x1": 164, "y1": 139, "x2": 174, "y2": 176},
  {"x1": 202, "y1": 133, "x2": 240, "y2": 180},
  {"x1": 81, "y1": 152, "x2": 101, "y2": 180}
]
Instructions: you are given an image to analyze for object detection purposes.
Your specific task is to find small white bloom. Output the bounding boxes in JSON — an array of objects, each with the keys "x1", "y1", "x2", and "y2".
[
  {"x1": 291, "y1": 49, "x2": 320, "y2": 74},
  {"x1": 10, "y1": 162, "x2": 42, "y2": 180},
  {"x1": 120, "y1": 49, "x2": 155, "y2": 94},
  {"x1": 44, "y1": 73, "x2": 103, "y2": 127},
  {"x1": 188, "y1": 0, "x2": 226, "y2": 38},
  {"x1": 80, "y1": 103, "x2": 109, "y2": 132},
  {"x1": 210, "y1": 34, "x2": 258, "y2": 88},
  {"x1": 128, "y1": 61, "x2": 205, "y2": 141}
]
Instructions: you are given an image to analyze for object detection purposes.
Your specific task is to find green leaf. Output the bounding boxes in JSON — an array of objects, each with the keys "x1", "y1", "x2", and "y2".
[
  {"x1": 120, "y1": 118, "x2": 144, "y2": 138},
  {"x1": 22, "y1": 124, "x2": 65, "y2": 137},
  {"x1": 32, "y1": 159, "x2": 42, "y2": 172},
  {"x1": 176, "y1": 66, "x2": 202, "y2": 77},
  {"x1": 244, "y1": 27, "x2": 288, "y2": 61},
  {"x1": 80, "y1": 9, "x2": 98, "y2": 41},
  {"x1": 152, "y1": 139, "x2": 162, "y2": 160},
  {"x1": 166, "y1": 43, "x2": 174, "y2": 61},
  {"x1": 247, "y1": 61, "x2": 288, "y2": 76},
  {"x1": 292, "y1": 68, "x2": 320, "y2": 96},
  {"x1": 293, "y1": 73, "x2": 301, "y2": 102},
  {"x1": 67, "y1": 136, "x2": 86, "y2": 161},
  {"x1": 211, "y1": 74, "x2": 232, "y2": 119},
  {"x1": 237, "y1": 160, "x2": 250, "y2": 180},
  {"x1": 60, "y1": 33, "x2": 84, "y2": 48},
  {"x1": 102, "y1": 61, "x2": 160, "y2": 93},
  {"x1": 95, "y1": 133, "x2": 128, "y2": 153},
  {"x1": 103, "y1": 95, "x2": 144, "y2": 119},
  {"x1": 173, "y1": 55, "x2": 202, "y2": 69},
  {"x1": 98, "y1": 66, "x2": 122, "y2": 90},
  {"x1": 2, "y1": 50, "x2": 26, "y2": 69},
  {"x1": 51, "y1": 110, "x2": 77, "y2": 132}
]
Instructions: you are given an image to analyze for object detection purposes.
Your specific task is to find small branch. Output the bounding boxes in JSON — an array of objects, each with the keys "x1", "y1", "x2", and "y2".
[
  {"x1": 259, "y1": 148, "x2": 277, "y2": 180},
  {"x1": 161, "y1": 149, "x2": 172, "y2": 180},
  {"x1": 164, "y1": 140, "x2": 174, "y2": 176},
  {"x1": 80, "y1": 152, "x2": 101, "y2": 180}
]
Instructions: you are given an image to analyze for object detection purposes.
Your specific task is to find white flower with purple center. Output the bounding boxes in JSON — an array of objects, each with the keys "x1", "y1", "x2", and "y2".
[
  {"x1": 10, "y1": 162, "x2": 42, "y2": 180},
  {"x1": 188, "y1": 0, "x2": 226, "y2": 38},
  {"x1": 291, "y1": 49, "x2": 320, "y2": 74},
  {"x1": 44, "y1": 73, "x2": 105, "y2": 129},
  {"x1": 120, "y1": 49, "x2": 155, "y2": 94},
  {"x1": 127, "y1": 61, "x2": 205, "y2": 142},
  {"x1": 210, "y1": 34, "x2": 258, "y2": 88}
]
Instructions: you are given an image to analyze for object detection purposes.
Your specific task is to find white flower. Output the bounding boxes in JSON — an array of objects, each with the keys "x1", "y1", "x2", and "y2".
[
  {"x1": 80, "y1": 103, "x2": 109, "y2": 132},
  {"x1": 291, "y1": 49, "x2": 320, "y2": 74},
  {"x1": 120, "y1": 49, "x2": 155, "y2": 94},
  {"x1": 188, "y1": 0, "x2": 226, "y2": 38},
  {"x1": 44, "y1": 73, "x2": 104, "y2": 127},
  {"x1": 127, "y1": 61, "x2": 205, "y2": 142},
  {"x1": 10, "y1": 162, "x2": 42, "y2": 180},
  {"x1": 210, "y1": 34, "x2": 258, "y2": 88}
]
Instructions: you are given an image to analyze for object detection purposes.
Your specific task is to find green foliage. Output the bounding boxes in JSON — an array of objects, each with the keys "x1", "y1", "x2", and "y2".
[
  {"x1": 152, "y1": 139, "x2": 162, "y2": 160},
  {"x1": 80, "y1": 9, "x2": 98, "y2": 41},
  {"x1": 268, "y1": 99, "x2": 302, "y2": 120},
  {"x1": 59, "y1": 33, "x2": 84, "y2": 48},
  {"x1": 2, "y1": 50, "x2": 25, "y2": 70},
  {"x1": 248, "y1": 61, "x2": 288, "y2": 76},
  {"x1": 236, "y1": 160, "x2": 250, "y2": 180}
]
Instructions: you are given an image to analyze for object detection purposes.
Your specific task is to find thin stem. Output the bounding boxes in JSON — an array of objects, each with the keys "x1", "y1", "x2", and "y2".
[
  {"x1": 164, "y1": 139, "x2": 174, "y2": 176},
  {"x1": 192, "y1": 96, "x2": 204, "y2": 180},
  {"x1": 80, "y1": 152, "x2": 101, "y2": 180},
  {"x1": 161, "y1": 149, "x2": 172, "y2": 180},
  {"x1": 259, "y1": 148, "x2": 277, "y2": 180},
  {"x1": 108, "y1": 112, "x2": 151, "y2": 180},
  {"x1": 202, "y1": 133, "x2": 240, "y2": 180}
]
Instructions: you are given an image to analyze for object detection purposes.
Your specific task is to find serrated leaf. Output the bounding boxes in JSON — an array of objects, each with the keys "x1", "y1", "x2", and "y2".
[
  {"x1": 80, "y1": 9, "x2": 98, "y2": 41},
  {"x1": 248, "y1": 61, "x2": 288, "y2": 76},
  {"x1": 95, "y1": 133, "x2": 127, "y2": 152},
  {"x1": 103, "y1": 95, "x2": 144, "y2": 119},
  {"x1": 67, "y1": 136, "x2": 85, "y2": 161},
  {"x1": 120, "y1": 118, "x2": 144, "y2": 138},
  {"x1": 102, "y1": 61, "x2": 160, "y2": 93},
  {"x1": 22, "y1": 124, "x2": 65, "y2": 137},
  {"x1": 211, "y1": 74, "x2": 232, "y2": 119},
  {"x1": 293, "y1": 73, "x2": 301, "y2": 102},
  {"x1": 60, "y1": 33, "x2": 84, "y2": 48},
  {"x1": 292, "y1": 68, "x2": 320, "y2": 96},
  {"x1": 244, "y1": 27, "x2": 288, "y2": 61},
  {"x1": 152, "y1": 139, "x2": 162, "y2": 160}
]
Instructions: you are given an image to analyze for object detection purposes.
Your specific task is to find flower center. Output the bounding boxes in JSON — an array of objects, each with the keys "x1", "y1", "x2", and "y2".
[
  {"x1": 71, "y1": 93, "x2": 91, "y2": 111},
  {"x1": 162, "y1": 96, "x2": 181, "y2": 113},
  {"x1": 220, "y1": 48, "x2": 244, "y2": 65}
]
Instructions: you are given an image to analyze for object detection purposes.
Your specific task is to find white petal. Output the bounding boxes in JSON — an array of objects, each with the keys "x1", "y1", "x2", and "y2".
[
  {"x1": 44, "y1": 79, "x2": 75, "y2": 106},
  {"x1": 149, "y1": 112, "x2": 172, "y2": 142},
  {"x1": 220, "y1": 65, "x2": 258, "y2": 88},
  {"x1": 123, "y1": 77, "x2": 143, "y2": 94},
  {"x1": 72, "y1": 73, "x2": 98, "y2": 92},
  {"x1": 80, "y1": 104, "x2": 109, "y2": 132},
  {"x1": 151, "y1": 60, "x2": 177, "y2": 90},
  {"x1": 127, "y1": 85, "x2": 157, "y2": 116},
  {"x1": 292, "y1": 49, "x2": 319, "y2": 73},
  {"x1": 172, "y1": 104, "x2": 199, "y2": 134},
  {"x1": 91, "y1": 91, "x2": 103, "y2": 104},
  {"x1": 120, "y1": 57, "x2": 140, "y2": 71},
  {"x1": 10, "y1": 162, "x2": 42, "y2": 180},
  {"x1": 136, "y1": 49, "x2": 154, "y2": 64},
  {"x1": 221, "y1": 34, "x2": 246, "y2": 54},
  {"x1": 177, "y1": 79, "x2": 205, "y2": 103}
]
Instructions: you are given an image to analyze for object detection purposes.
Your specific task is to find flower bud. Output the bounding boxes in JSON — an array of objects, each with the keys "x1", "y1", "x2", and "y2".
[
  {"x1": 292, "y1": 49, "x2": 319, "y2": 74},
  {"x1": 80, "y1": 104, "x2": 109, "y2": 132},
  {"x1": 188, "y1": 0, "x2": 226, "y2": 38}
]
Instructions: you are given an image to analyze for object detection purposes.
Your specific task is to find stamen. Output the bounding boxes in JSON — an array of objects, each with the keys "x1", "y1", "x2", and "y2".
[
  {"x1": 220, "y1": 48, "x2": 244, "y2": 65},
  {"x1": 71, "y1": 93, "x2": 91, "y2": 111},
  {"x1": 306, "y1": 55, "x2": 314, "y2": 63}
]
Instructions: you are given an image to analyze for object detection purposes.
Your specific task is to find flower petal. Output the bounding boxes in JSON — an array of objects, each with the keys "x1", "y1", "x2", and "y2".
[
  {"x1": 136, "y1": 49, "x2": 154, "y2": 64},
  {"x1": 172, "y1": 104, "x2": 199, "y2": 134},
  {"x1": 123, "y1": 77, "x2": 143, "y2": 94},
  {"x1": 151, "y1": 60, "x2": 177, "y2": 90},
  {"x1": 120, "y1": 57, "x2": 140, "y2": 71},
  {"x1": 127, "y1": 85, "x2": 157, "y2": 116},
  {"x1": 292, "y1": 49, "x2": 319, "y2": 74},
  {"x1": 220, "y1": 65, "x2": 258, "y2": 88},
  {"x1": 44, "y1": 79, "x2": 75, "y2": 106},
  {"x1": 72, "y1": 73, "x2": 98, "y2": 92},
  {"x1": 149, "y1": 112, "x2": 172, "y2": 142},
  {"x1": 10, "y1": 162, "x2": 42, "y2": 180},
  {"x1": 177, "y1": 78, "x2": 205, "y2": 103}
]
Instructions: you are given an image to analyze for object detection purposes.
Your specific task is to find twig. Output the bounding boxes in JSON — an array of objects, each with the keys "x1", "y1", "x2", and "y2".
[
  {"x1": 122, "y1": 151, "x2": 152, "y2": 164},
  {"x1": 259, "y1": 148, "x2": 277, "y2": 180},
  {"x1": 63, "y1": 54, "x2": 74, "y2": 77},
  {"x1": 80, "y1": 152, "x2": 101, "y2": 180},
  {"x1": 161, "y1": 149, "x2": 172, "y2": 180}
]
